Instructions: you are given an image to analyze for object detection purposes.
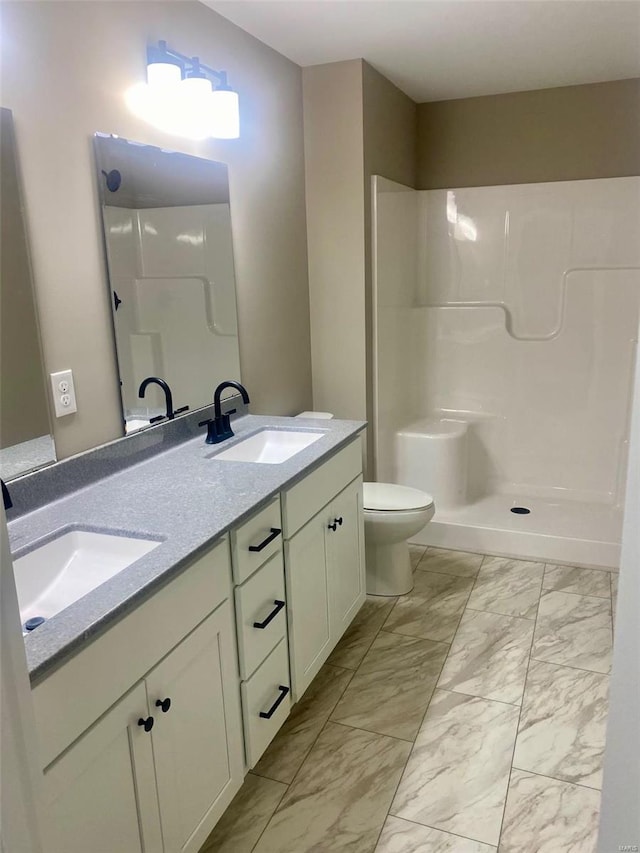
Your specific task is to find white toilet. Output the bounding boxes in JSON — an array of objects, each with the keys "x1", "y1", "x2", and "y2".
[
  {"x1": 295, "y1": 412, "x2": 436, "y2": 597},
  {"x1": 363, "y1": 483, "x2": 435, "y2": 596}
]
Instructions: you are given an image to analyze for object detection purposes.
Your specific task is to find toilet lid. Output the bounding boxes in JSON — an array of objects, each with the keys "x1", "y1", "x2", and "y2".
[{"x1": 363, "y1": 482, "x2": 434, "y2": 511}]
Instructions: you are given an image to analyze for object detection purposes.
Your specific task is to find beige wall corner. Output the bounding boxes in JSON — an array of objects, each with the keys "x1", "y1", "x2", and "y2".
[
  {"x1": 362, "y1": 63, "x2": 417, "y2": 475},
  {"x1": 303, "y1": 60, "x2": 367, "y2": 423},
  {"x1": 0, "y1": 1, "x2": 312, "y2": 458},
  {"x1": 417, "y1": 78, "x2": 640, "y2": 189}
]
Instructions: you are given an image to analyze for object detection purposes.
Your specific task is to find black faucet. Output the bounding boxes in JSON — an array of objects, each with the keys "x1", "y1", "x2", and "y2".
[
  {"x1": 1, "y1": 478, "x2": 13, "y2": 511},
  {"x1": 199, "y1": 380, "x2": 250, "y2": 444},
  {"x1": 138, "y1": 376, "x2": 188, "y2": 424}
]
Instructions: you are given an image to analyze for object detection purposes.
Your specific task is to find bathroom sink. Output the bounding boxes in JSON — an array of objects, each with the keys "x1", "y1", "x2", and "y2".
[
  {"x1": 211, "y1": 429, "x2": 326, "y2": 464},
  {"x1": 13, "y1": 529, "x2": 161, "y2": 630}
]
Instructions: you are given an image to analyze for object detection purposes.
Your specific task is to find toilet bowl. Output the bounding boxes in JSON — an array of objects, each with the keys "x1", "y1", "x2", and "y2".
[
  {"x1": 293, "y1": 413, "x2": 435, "y2": 596},
  {"x1": 363, "y1": 483, "x2": 435, "y2": 596}
]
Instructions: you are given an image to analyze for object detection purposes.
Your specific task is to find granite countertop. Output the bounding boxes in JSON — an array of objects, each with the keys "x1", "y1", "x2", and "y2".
[{"x1": 7, "y1": 414, "x2": 366, "y2": 683}]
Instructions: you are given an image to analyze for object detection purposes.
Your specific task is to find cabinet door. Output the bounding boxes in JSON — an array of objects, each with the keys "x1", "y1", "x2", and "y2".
[
  {"x1": 42, "y1": 683, "x2": 162, "y2": 853},
  {"x1": 327, "y1": 476, "x2": 366, "y2": 645},
  {"x1": 285, "y1": 511, "x2": 331, "y2": 700},
  {"x1": 146, "y1": 603, "x2": 244, "y2": 853}
]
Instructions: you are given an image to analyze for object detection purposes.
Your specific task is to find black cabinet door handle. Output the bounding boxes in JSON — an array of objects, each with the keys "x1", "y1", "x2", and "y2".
[
  {"x1": 328, "y1": 521, "x2": 338, "y2": 531},
  {"x1": 248, "y1": 528, "x2": 282, "y2": 552},
  {"x1": 138, "y1": 716, "x2": 154, "y2": 732},
  {"x1": 259, "y1": 685, "x2": 290, "y2": 719},
  {"x1": 336, "y1": 516, "x2": 343, "y2": 526},
  {"x1": 155, "y1": 698, "x2": 171, "y2": 713},
  {"x1": 253, "y1": 599, "x2": 285, "y2": 629}
]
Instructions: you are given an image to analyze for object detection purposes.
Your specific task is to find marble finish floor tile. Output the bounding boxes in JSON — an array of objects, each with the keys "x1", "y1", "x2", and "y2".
[
  {"x1": 254, "y1": 663, "x2": 353, "y2": 783},
  {"x1": 328, "y1": 596, "x2": 397, "y2": 670},
  {"x1": 383, "y1": 571, "x2": 474, "y2": 643},
  {"x1": 416, "y1": 548, "x2": 484, "y2": 578},
  {"x1": 409, "y1": 544, "x2": 427, "y2": 569},
  {"x1": 513, "y1": 659, "x2": 609, "y2": 789},
  {"x1": 331, "y1": 631, "x2": 449, "y2": 740},
  {"x1": 499, "y1": 769, "x2": 601, "y2": 853},
  {"x1": 532, "y1": 590, "x2": 613, "y2": 673},
  {"x1": 611, "y1": 573, "x2": 618, "y2": 626},
  {"x1": 437, "y1": 610, "x2": 534, "y2": 705},
  {"x1": 391, "y1": 690, "x2": 520, "y2": 846},
  {"x1": 543, "y1": 564, "x2": 611, "y2": 598},
  {"x1": 466, "y1": 556, "x2": 544, "y2": 619},
  {"x1": 200, "y1": 773, "x2": 286, "y2": 853},
  {"x1": 375, "y1": 816, "x2": 496, "y2": 852},
  {"x1": 253, "y1": 722, "x2": 411, "y2": 853}
]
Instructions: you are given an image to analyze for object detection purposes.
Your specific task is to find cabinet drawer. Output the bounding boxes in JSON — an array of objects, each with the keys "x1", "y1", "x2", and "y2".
[
  {"x1": 235, "y1": 551, "x2": 287, "y2": 680},
  {"x1": 281, "y1": 436, "x2": 363, "y2": 538},
  {"x1": 240, "y1": 638, "x2": 291, "y2": 768},
  {"x1": 231, "y1": 497, "x2": 283, "y2": 584}
]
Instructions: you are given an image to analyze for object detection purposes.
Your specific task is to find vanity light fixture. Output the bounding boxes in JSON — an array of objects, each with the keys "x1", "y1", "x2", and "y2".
[{"x1": 126, "y1": 40, "x2": 240, "y2": 140}]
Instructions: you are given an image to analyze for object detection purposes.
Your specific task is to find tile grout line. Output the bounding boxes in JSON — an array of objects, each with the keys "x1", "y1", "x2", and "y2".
[
  {"x1": 250, "y1": 664, "x2": 356, "y2": 786},
  {"x1": 528, "y1": 656, "x2": 611, "y2": 676},
  {"x1": 495, "y1": 568, "x2": 542, "y2": 851},
  {"x1": 245, "y1": 781, "x2": 289, "y2": 853},
  {"x1": 509, "y1": 765, "x2": 604, "y2": 792},
  {"x1": 373, "y1": 642, "x2": 453, "y2": 852},
  {"x1": 374, "y1": 558, "x2": 484, "y2": 851},
  {"x1": 248, "y1": 663, "x2": 357, "y2": 852},
  {"x1": 251, "y1": 596, "x2": 398, "y2": 851},
  {"x1": 434, "y1": 686, "x2": 522, "y2": 709},
  {"x1": 378, "y1": 813, "x2": 500, "y2": 850},
  {"x1": 465, "y1": 604, "x2": 537, "y2": 621},
  {"x1": 309, "y1": 603, "x2": 407, "y2": 853}
]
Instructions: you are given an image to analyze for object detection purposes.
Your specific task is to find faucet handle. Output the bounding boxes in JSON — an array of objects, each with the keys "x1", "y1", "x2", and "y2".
[
  {"x1": 174, "y1": 405, "x2": 189, "y2": 416},
  {"x1": 199, "y1": 418, "x2": 221, "y2": 444},
  {"x1": 199, "y1": 416, "x2": 233, "y2": 445}
]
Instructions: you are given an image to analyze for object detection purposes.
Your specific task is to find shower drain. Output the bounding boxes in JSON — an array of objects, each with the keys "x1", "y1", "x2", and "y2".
[{"x1": 510, "y1": 507, "x2": 531, "y2": 515}]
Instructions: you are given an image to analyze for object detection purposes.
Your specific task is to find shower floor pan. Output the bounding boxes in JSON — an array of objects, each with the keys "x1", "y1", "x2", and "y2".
[{"x1": 410, "y1": 492, "x2": 622, "y2": 569}]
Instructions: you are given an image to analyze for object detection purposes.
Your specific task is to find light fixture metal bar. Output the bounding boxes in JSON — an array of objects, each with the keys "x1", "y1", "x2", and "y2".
[{"x1": 148, "y1": 40, "x2": 230, "y2": 89}]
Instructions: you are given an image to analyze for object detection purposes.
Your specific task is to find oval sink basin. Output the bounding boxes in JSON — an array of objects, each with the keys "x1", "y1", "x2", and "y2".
[
  {"x1": 13, "y1": 529, "x2": 161, "y2": 630},
  {"x1": 211, "y1": 429, "x2": 326, "y2": 464}
]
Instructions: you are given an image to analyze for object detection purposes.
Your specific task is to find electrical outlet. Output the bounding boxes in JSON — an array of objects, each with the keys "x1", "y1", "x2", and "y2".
[{"x1": 50, "y1": 369, "x2": 77, "y2": 417}]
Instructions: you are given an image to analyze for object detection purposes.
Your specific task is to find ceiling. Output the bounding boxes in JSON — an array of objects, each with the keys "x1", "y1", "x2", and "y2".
[{"x1": 203, "y1": 0, "x2": 640, "y2": 102}]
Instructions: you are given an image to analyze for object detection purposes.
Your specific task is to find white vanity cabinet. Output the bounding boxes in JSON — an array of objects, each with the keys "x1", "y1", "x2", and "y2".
[
  {"x1": 29, "y1": 428, "x2": 366, "y2": 849},
  {"x1": 42, "y1": 682, "x2": 163, "y2": 853},
  {"x1": 231, "y1": 496, "x2": 292, "y2": 768},
  {"x1": 282, "y1": 437, "x2": 365, "y2": 700},
  {"x1": 34, "y1": 538, "x2": 244, "y2": 853}
]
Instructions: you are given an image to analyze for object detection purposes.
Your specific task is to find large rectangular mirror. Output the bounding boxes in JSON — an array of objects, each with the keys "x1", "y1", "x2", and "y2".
[
  {"x1": 94, "y1": 134, "x2": 241, "y2": 433},
  {"x1": 0, "y1": 107, "x2": 56, "y2": 480}
]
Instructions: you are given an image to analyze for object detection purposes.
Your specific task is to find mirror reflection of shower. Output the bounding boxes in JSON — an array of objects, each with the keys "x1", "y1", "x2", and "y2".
[{"x1": 94, "y1": 134, "x2": 241, "y2": 434}]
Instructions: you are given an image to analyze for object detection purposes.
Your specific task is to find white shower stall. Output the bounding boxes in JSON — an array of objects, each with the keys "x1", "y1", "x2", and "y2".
[{"x1": 372, "y1": 175, "x2": 640, "y2": 567}]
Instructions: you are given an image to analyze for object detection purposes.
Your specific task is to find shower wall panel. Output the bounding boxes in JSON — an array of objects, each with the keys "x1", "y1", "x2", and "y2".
[{"x1": 375, "y1": 176, "x2": 640, "y2": 506}]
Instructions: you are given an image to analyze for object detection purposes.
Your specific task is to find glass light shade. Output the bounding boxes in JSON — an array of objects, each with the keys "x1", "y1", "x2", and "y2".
[
  {"x1": 181, "y1": 76, "x2": 212, "y2": 98},
  {"x1": 210, "y1": 89, "x2": 240, "y2": 139},
  {"x1": 147, "y1": 62, "x2": 181, "y2": 88}
]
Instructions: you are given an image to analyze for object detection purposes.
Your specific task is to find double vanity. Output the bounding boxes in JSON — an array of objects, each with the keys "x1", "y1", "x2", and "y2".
[{"x1": 7, "y1": 411, "x2": 366, "y2": 853}]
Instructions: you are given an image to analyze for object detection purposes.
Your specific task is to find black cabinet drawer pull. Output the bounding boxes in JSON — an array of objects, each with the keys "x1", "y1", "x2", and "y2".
[
  {"x1": 253, "y1": 599, "x2": 285, "y2": 629},
  {"x1": 259, "y1": 685, "x2": 290, "y2": 719},
  {"x1": 335, "y1": 516, "x2": 343, "y2": 526},
  {"x1": 155, "y1": 698, "x2": 172, "y2": 713},
  {"x1": 248, "y1": 527, "x2": 282, "y2": 552},
  {"x1": 328, "y1": 520, "x2": 337, "y2": 531},
  {"x1": 138, "y1": 716, "x2": 154, "y2": 732}
]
